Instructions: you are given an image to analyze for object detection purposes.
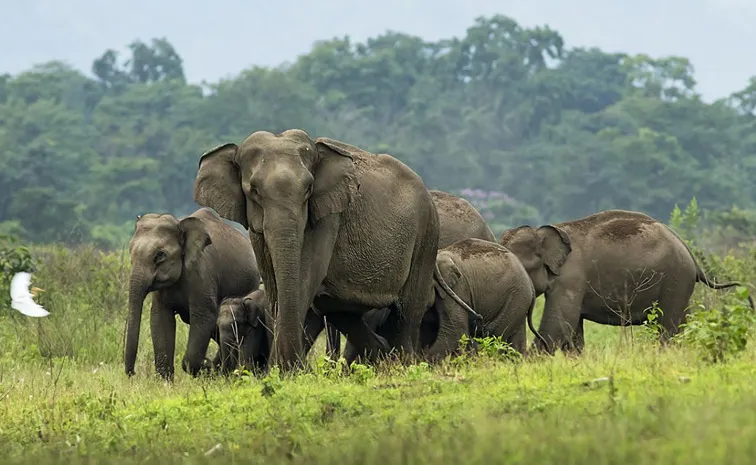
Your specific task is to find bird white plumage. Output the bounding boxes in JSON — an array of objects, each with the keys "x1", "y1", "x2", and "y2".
[{"x1": 10, "y1": 272, "x2": 49, "y2": 317}]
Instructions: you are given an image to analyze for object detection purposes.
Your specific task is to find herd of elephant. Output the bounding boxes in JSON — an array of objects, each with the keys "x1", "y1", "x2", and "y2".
[{"x1": 124, "y1": 129, "x2": 753, "y2": 381}]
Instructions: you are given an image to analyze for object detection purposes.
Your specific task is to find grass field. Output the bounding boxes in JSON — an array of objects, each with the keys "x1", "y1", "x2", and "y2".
[{"x1": 1, "y1": 244, "x2": 756, "y2": 464}]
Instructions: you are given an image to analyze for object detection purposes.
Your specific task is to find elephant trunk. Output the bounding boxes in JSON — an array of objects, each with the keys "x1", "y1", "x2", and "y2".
[
  {"x1": 125, "y1": 270, "x2": 150, "y2": 376},
  {"x1": 265, "y1": 213, "x2": 306, "y2": 370}
]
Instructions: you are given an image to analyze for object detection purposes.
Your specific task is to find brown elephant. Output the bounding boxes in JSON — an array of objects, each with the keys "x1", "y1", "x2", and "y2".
[
  {"x1": 431, "y1": 190, "x2": 496, "y2": 246},
  {"x1": 125, "y1": 207, "x2": 260, "y2": 380},
  {"x1": 343, "y1": 189, "x2": 496, "y2": 364},
  {"x1": 193, "y1": 129, "x2": 477, "y2": 370},
  {"x1": 216, "y1": 288, "x2": 387, "y2": 374},
  {"x1": 423, "y1": 239, "x2": 546, "y2": 361},
  {"x1": 498, "y1": 209, "x2": 754, "y2": 353}
]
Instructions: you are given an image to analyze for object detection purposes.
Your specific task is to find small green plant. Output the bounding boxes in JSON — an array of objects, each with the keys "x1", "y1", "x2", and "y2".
[
  {"x1": 641, "y1": 301, "x2": 665, "y2": 341},
  {"x1": 349, "y1": 362, "x2": 376, "y2": 384},
  {"x1": 472, "y1": 335, "x2": 522, "y2": 363},
  {"x1": 403, "y1": 361, "x2": 432, "y2": 382},
  {"x1": 260, "y1": 366, "x2": 283, "y2": 397},
  {"x1": 231, "y1": 367, "x2": 254, "y2": 384},
  {"x1": 678, "y1": 286, "x2": 755, "y2": 363},
  {"x1": 314, "y1": 354, "x2": 347, "y2": 380}
]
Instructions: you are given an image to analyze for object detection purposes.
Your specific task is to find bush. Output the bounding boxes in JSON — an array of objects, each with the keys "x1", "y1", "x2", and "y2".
[
  {"x1": 678, "y1": 286, "x2": 756, "y2": 363},
  {"x1": 0, "y1": 234, "x2": 38, "y2": 303}
]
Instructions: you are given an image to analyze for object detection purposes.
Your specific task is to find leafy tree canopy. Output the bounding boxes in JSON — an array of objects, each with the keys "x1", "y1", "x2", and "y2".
[{"x1": 2, "y1": 16, "x2": 756, "y2": 249}]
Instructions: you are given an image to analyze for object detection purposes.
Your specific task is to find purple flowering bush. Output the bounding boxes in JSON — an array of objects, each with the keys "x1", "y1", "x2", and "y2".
[{"x1": 457, "y1": 188, "x2": 543, "y2": 234}]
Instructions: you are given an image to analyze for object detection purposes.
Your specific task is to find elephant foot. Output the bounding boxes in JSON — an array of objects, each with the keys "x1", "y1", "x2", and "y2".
[
  {"x1": 182, "y1": 356, "x2": 207, "y2": 378},
  {"x1": 155, "y1": 368, "x2": 174, "y2": 383}
]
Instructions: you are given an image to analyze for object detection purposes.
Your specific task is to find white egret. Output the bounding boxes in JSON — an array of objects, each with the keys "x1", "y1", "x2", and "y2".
[{"x1": 10, "y1": 272, "x2": 49, "y2": 317}]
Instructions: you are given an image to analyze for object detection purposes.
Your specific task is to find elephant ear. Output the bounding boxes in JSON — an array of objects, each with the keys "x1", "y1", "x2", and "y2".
[
  {"x1": 193, "y1": 143, "x2": 248, "y2": 229},
  {"x1": 311, "y1": 137, "x2": 358, "y2": 225},
  {"x1": 435, "y1": 253, "x2": 462, "y2": 298},
  {"x1": 178, "y1": 217, "x2": 212, "y2": 271},
  {"x1": 536, "y1": 225, "x2": 572, "y2": 276},
  {"x1": 242, "y1": 297, "x2": 261, "y2": 328}
]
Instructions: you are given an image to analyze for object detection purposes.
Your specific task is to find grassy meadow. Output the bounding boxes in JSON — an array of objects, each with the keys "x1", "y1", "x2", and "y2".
[{"x1": 1, "y1": 238, "x2": 756, "y2": 464}]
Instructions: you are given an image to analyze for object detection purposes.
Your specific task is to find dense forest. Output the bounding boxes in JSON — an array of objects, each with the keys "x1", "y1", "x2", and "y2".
[{"x1": 2, "y1": 14, "x2": 756, "y2": 250}]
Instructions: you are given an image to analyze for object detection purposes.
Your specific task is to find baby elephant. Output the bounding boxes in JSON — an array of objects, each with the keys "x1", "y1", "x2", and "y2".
[
  {"x1": 216, "y1": 290, "x2": 271, "y2": 373},
  {"x1": 424, "y1": 238, "x2": 546, "y2": 361},
  {"x1": 216, "y1": 289, "x2": 380, "y2": 374}
]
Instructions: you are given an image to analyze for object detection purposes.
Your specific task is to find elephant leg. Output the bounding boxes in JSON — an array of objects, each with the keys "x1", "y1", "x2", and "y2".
[
  {"x1": 571, "y1": 316, "x2": 585, "y2": 353},
  {"x1": 507, "y1": 323, "x2": 527, "y2": 355},
  {"x1": 382, "y1": 249, "x2": 438, "y2": 361},
  {"x1": 657, "y1": 281, "x2": 695, "y2": 343},
  {"x1": 321, "y1": 311, "x2": 390, "y2": 366},
  {"x1": 423, "y1": 300, "x2": 469, "y2": 363},
  {"x1": 343, "y1": 307, "x2": 391, "y2": 363},
  {"x1": 201, "y1": 327, "x2": 222, "y2": 373},
  {"x1": 419, "y1": 307, "x2": 440, "y2": 350},
  {"x1": 182, "y1": 296, "x2": 218, "y2": 377},
  {"x1": 150, "y1": 294, "x2": 176, "y2": 381},
  {"x1": 302, "y1": 308, "x2": 327, "y2": 356},
  {"x1": 535, "y1": 289, "x2": 584, "y2": 354},
  {"x1": 304, "y1": 305, "x2": 342, "y2": 360}
]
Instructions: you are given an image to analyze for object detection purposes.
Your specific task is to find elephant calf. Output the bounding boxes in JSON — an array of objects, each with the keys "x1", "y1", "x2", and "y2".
[
  {"x1": 423, "y1": 238, "x2": 545, "y2": 361},
  {"x1": 125, "y1": 207, "x2": 261, "y2": 380},
  {"x1": 217, "y1": 288, "x2": 383, "y2": 374}
]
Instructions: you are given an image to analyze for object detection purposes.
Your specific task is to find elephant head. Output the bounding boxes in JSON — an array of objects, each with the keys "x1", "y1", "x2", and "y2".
[
  {"x1": 424, "y1": 253, "x2": 472, "y2": 355},
  {"x1": 217, "y1": 289, "x2": 271, "y2": 374},
  {"x1": 498, "y1": 225, "x2": 571, "y2": 294},
  {"x1": 193, "y1": 129, "x2": 357, "y2": 369},
  {"x1": 124, "y1": 213, "x2": 212, "y2": 376}
]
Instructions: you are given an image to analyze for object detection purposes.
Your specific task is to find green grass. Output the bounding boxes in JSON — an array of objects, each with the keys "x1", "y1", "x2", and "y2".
[{"x1": 1, "y1": 245, "x2": 756, "y2": 464}]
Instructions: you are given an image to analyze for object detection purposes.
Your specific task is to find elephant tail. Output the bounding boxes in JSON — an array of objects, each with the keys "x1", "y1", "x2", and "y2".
[
  {"x1": 665, "y1": 225, "x2": 754, "y2": 310},
  {"x1": 434, "y1": 262, "x2": 484, "y2": 323},
  {"x1": 525, "y1": 280, "x2": 548, "y2": 348},
  {"x1": 694, "y1": 267, "x2": 755, "y2": 310}
]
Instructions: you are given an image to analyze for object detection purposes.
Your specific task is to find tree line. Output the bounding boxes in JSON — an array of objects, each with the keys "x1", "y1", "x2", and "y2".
[{"x1": 2, "y1": 14, "x2": 756, "y2": 250}]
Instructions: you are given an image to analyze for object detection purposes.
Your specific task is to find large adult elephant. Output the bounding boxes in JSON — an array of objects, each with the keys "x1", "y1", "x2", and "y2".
[
  {"x1": 342, "y1": 189, "x2": 496, "y2": 364},
  {"x1": 431, "y1": 190, "x2": 496, "y2": 246},
  {"x1": 125, "y1": 207, "x2": 260, "y2": 380},
  {"x1": 193, "y1": 129, "x2": 477, "y2": 370},
  {"x1": 498, "y1": 209, "x2": 754, "y2": 353}
]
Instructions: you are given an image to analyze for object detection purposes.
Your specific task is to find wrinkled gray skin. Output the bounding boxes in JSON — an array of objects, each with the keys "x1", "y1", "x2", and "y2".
[
  {"x1": 193, "y1": 129, "x2": 475, "y2": 370},
  {"x1": 125, "y1": 207, "x2": 260, "y2": 380},
  {"x1": 431, "y1": 190, "x2": 496, "y2": 247},
  {"x1": 343, "y1": 190, "x2": 496, "y2": 364},
  {"x1": 423, "y1": 239, "x2": 546, "y2": 361},
  {"x1": 498, "y1": 209, "x2": 755, "y2": 354},
  {"x1": 217, "y1": 288, "x2": 341, "y2": 374}
]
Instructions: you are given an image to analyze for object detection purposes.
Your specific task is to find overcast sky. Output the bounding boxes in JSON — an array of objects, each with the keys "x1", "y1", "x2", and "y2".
[{"x1": 3, "y1": 0, "x2": 755, "y2": 102}]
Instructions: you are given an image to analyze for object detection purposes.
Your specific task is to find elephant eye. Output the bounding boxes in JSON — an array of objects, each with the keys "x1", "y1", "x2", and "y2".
[
  {"x1": 154, "y1": 250, "x2": 167, "y2": 264},
  {"x1": 248, "y1": 185, "x2": 262, "y2": 203}
]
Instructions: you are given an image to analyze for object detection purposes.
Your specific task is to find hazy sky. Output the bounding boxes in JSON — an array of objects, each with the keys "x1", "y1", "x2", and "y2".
[{"x1": 3, "y1": 0, "x2": 755, "y2": 102}]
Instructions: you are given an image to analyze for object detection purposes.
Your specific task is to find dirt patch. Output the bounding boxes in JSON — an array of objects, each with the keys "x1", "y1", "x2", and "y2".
[
  {"x1": 444, "y1": 238, "x2": 509, "y2": 261},
  {"x1": 561, "y1": 210, "x2": 655, "y2": 235}
]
